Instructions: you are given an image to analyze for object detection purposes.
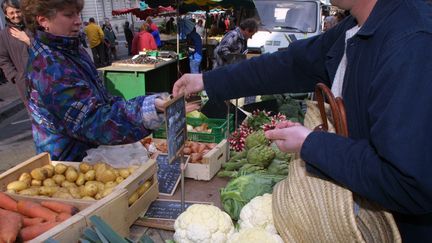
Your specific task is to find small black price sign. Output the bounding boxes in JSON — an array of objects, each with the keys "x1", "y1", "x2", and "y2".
[{"x1": 164, "y1": 95, "x2": 187, "y2": 163}]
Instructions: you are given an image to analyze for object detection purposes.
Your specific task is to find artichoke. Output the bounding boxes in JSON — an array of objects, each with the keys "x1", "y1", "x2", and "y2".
[
  {"x1": 245, "y1": 130, "x2": 269, "y2": 150},
  {"x1": 246, "y1": 145, "x2": 275, "y2": 168}
]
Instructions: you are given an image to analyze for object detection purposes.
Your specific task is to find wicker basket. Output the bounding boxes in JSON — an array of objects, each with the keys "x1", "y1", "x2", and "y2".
[{"x1": 272, "y1": 83, "x2": 401, "y2": 242}]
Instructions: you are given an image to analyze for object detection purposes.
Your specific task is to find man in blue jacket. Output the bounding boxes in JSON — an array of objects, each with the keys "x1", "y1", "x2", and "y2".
[{"x1": 173, "y1": 0, "x2": 432, "y2": 241}]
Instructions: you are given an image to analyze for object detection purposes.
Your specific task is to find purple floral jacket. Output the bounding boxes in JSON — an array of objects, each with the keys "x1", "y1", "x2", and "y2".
[{"x1": 26, "y1": 31, "x2": 164, "y2": 161}]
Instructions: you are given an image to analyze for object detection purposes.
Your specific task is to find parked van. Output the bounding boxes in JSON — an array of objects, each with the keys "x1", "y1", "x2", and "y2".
[{"x1": 248, "y1": 0, "x2": 325, "y2": 53}]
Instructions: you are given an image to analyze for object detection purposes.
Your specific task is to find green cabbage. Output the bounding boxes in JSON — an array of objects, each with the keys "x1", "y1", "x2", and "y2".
[{"x1": 220, "y1": 174, "x2": 285, "y2": 220}]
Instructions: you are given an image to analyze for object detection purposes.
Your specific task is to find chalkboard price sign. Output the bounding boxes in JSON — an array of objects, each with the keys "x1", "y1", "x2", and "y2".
[
  {"x1": 144, "y1": 199, "x2": 195, "y2": 220},
  {"x1": 164, "y1": 96, "x2": 187, "y2": 163},
  {"x1": 156, "y1": 154, "x2": 189, "y2": 196}
]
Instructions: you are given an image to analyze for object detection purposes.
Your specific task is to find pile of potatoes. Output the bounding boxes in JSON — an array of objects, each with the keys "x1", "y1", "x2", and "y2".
[{"x1": 6, "y1": 162, "x2": 138, "y2": 201}]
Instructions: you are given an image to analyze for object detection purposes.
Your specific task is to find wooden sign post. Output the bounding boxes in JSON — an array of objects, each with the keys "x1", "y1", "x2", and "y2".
[{"x1": 164, "y1": 95, "x2": 187, "y2": 211}]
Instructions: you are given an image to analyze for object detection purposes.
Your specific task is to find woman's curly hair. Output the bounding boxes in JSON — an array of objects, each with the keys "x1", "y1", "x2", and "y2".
[{"x1": 20, "y1": 0, "x2": 83, "y2": 33}]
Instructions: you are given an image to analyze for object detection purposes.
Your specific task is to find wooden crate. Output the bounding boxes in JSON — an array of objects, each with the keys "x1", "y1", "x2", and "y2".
[
  {"x1": 185, "y1": 139, "x2": 228, "y2": 181},
  {"x1": 0, "y1": 153, "x2": 159, "y2": 239},
  {"x1": 113, "y1": 158, "x2": 159, "y2": 226},
  {"x1": 26, "y1": 189, "x2": 128, "y2": 242}
]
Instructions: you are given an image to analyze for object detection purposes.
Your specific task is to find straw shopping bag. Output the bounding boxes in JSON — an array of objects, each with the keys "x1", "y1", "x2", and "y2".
[{"x1": 272, "y1": 83, "x2": 401, "y2": 243}]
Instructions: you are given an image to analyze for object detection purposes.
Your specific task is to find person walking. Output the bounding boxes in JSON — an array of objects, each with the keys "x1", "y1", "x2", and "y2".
[
  {"x1": 0, "y1": 0, "x2": 31, "y2": 107},
  {"x1": 124, "y1": 21, "x2": 133, "y2": 56},
  {"x1": 102, "y1": 18, "x2": 117, "y2": 63},
  {"x1": 84, "y1": 17, "x2": 105, "y2": 67}
]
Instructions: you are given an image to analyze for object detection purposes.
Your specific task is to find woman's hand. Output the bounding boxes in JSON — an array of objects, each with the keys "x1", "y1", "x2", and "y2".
[
  {"x1": 172, "y1": 74, "x2": 204, "y2": 98},
  {"x1": 265, "y1": 122, "x2": 312, "y2": 153},
  {"x1": 9, "y1": 28, "x2": 30, "y2": 46}
]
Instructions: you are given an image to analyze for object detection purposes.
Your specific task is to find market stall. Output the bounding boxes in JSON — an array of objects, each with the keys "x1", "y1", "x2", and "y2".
[{"x1": 99, "y1": 54, "x2": 178, "y2": 99}]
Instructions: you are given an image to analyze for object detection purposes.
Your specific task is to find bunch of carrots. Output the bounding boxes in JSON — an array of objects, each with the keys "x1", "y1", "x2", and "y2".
[{"x1": 0, "y1": 192, "x2": 79, "y2": 242}]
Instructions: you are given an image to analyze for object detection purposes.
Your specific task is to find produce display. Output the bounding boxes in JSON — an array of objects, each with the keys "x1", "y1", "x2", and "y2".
[
  {"x1": 114, "y1": 54, "x2": 168, "y2": 66},
  {"x1": 127, "y1": 177, "x2": 153, "y2": 206},
  {"x1": 186, "y1": 123, "x2": 212, "y2": 133},
  {"x1": 0, "y1": 192, "x2": 79, "y2": 241},
  {"x1": 174, "y1": 194, "x2": 283, "y2": 243},
  {"x1": 142, "y1": 138, "x2": 217, "y2": 164},
  {"x1": 5, "y1": 162, "x2": 137, "y2": 201}
]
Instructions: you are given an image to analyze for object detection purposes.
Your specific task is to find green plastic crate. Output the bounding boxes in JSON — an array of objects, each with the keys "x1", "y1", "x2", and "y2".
[{"x1": 154, "y1": 115, "x2": 234, "y2": 143}]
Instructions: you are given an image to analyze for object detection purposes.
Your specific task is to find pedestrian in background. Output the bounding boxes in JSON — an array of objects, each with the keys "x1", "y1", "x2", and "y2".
[
  {"x1": 102, "y1": 18, "x2": 117, "y2": 63},
  {"x1": 131, "y1": 23, "x2": 157, "y2": 55},
  {"x1": 187, "y1": 28, "x2": 202, "y2": 73},
  {"x1": 84, "y1": 17, "x2": 105, "y2": 67},
  {"x1": 124, "y1": 21, "x2": 133, "y2": 56},
  {"x1": 213, "y1": 18, "x2": 258, "y2": 69},
  {"x1": 0, "y1": 0, "x2": 31, "y2": 107}
]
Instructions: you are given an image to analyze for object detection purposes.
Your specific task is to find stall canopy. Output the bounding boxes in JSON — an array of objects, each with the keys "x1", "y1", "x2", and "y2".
[
  {"x1": 112, "y1": 6, "x2": 175, "y2": 20},
  {"x1": 145, "y1": 0, "x2": 255, "y2": 12}
]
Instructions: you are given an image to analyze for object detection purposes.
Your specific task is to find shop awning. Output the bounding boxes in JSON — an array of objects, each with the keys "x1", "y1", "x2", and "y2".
[{"x1": 112, "y1": 6, "x2": 175, "y2": 20}]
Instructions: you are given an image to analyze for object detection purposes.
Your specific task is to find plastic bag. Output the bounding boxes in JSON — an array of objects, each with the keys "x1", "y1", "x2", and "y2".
[{"x1": 83, "y1": 142, "x2": 149, "y2": 168}]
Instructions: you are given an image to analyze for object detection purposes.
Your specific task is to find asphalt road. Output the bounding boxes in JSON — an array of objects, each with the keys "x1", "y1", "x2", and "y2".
[{"x1": 0, "y1": 107, "x2": 34, "y2": 173}]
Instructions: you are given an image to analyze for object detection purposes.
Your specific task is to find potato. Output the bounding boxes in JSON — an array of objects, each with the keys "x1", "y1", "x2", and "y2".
[
  {"x1": 98, "y1": 169, "x2": 117, "y2": 183},
  {"x1": 94, "y1": 193, "x2": 102, "y2": 200},
  {"x1": 39, "y1": 186, "x2": 59, "y2": 196},
  {"x1": 61, "y1": 181, "x2": 77, "y2": 188},
  {"x1": 75, "y1": 173, "x2": 86, "y2": 186},
  {"x1": 18, "y1": 172, "x2": 32, "y2": 185},
  {"x1": 18, "y1": 187, "x2": 39, "y2": 196},
  {"x1": 101, "y1": 187, "x2": 114, "y2": 198},
  {"x1": 52, "y1": 191, "x2": 74, "y2": 199},
  {"x1": 128, "y1": 192, "x2": 139, "y2": 206},
  {"x1": 128, "y1": 166, "x2": 138, "y2": 174},
  {"x1": 81, "y1": 196, "x2": 95, "y2": 200},
  {"x1": 83, "y1": 183, "x2": 98, "y2": 197},
  {"x1": 68, "y1": 187, "x2": 81, "y2": 199},
  {"x1": 30, "y1": 168, "x2": 48, "y2": 181},
  {"x1": 65, "y1": 167, "x2": 78, "y2": 182},
  {"x1": 78, "y1": 186, "x2": 86, "y2": 197},
  {"x1": 55, "y1": 163, "x2": 68, "y2": 174},
  {"x1": 52, "y1": 174, "x2": 66, "y2": 185},
  {"x1": 113, "y1": 169, "x2": 120, "y2": 178},
  {"x1": 6, "y1": 189, "x2": 16, "y2": 194},
  {"x1": 42, "y1": 164, "x2": 55, "y2": 177},
  {"x1": 137, "y1": 180, "x2": 152, "y2": 197},
  {"x1": 58, "y1": 187, "x2": 69, "y2": 193},
  {"x1": 79, "y1": 162, "x2": 92, "y2": 173},
  {"x1": 85, "y1": 181, "x2": 104, "y2": 192},
  {"x1": 31, "y1": 179, "x2": 42, "y2": 186},
  {"x1": 7, "y1": 181, "x2": 28, "y2": 191},
  {"x1": 84, "y1": 170, "x2": 96, "y2": 181},
  {"x1": 93, "y1": 162, "x2": 107, "y2": 173},
  {"x1": 115, "y1": 177, "x2": 124, "y2": 184},
  {"x1": 119, "y1": 169, "x2": 130, "y2": 179},
  {"x1": 43, "y1": 178, "x2": 57, "y2": 187},
  {"x1": 104, "y1": 181, "x2": 117, "y2": 188}
]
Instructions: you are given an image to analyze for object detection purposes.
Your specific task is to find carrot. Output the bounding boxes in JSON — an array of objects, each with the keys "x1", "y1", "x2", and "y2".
[
  {"x1": 17, "y1": 200, "x2": 58, "y2": 222},
  {"x1": 56, "y1": 212, "x2": 72, "y2": 222},
  {"x1": 40, "y1": 201, "x2": 79, "y2": 215},
  {"x1": 0, "y1": 192, "x2": 18, "y2": 212},
  {"x1": 0, "y1": 208, "x2": 22, "y2": 243},
  {"x1": 23, "y1": 217, "x2": 45, "y2": 227},
  {"x1": 20, "y1": 221, "x2": 59, "y2": 241}
]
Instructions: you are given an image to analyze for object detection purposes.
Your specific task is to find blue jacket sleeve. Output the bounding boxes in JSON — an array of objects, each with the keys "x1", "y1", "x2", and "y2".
[
  {"x1": 202, "y1": 25, "x2": 346, "y2": 101},
  {"x1": 34, "y1": 61, "x2": 164, "y2": 145},
  {"x1": 301, "y1": 32, "x2": 432, "y2": 215}
]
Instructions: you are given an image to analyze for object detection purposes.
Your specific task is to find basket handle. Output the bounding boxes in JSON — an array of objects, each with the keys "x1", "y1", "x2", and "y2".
[{"x1": 314, "y1": 83, "x2": 349, "y2": 137}]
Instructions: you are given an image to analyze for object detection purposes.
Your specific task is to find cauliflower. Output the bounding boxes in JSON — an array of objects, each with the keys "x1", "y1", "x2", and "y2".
[
  {"x1": 227, "y1": 227, "x2": 284, "y2": 243},
  {"x1": 238, "y1": 193, "x2": 277, "y2": 234},
  {"x1": 174, "y1": 204, "x2": 235, "y2": 243}
]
